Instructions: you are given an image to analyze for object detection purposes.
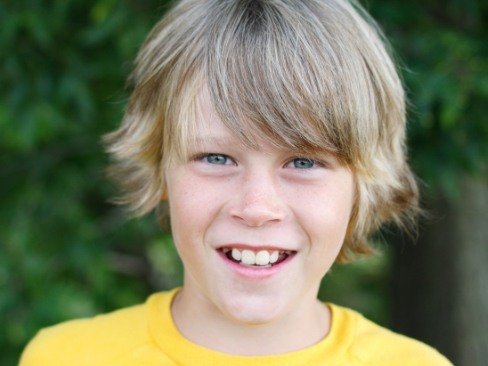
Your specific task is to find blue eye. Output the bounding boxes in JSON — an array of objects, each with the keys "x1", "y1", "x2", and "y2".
[
  {"x1": 205, "y1": 154, "x2": 229, "y2": 165},
  {"x1": 292, "y1": 158, "x2": 315, "y2": 169}
]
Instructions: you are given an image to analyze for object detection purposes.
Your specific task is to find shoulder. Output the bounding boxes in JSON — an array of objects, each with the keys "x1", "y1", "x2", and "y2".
[
  {"x1": 19, "y1": 298, "x2": 152, "y2": 366},
  {"x1": 329, "y1": 304, "x2": 453, "y2": 366}
]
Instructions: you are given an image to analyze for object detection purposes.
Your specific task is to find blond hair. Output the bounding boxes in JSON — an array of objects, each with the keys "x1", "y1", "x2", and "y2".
[{"x1": 104, "y1": 0, "x2": 419, "y2": 262}]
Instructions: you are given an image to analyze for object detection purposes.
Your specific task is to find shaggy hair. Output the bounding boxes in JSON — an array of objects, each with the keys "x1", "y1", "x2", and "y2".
[{"x1": 104, "y1": 0, "x2": 419, "y2": 262}]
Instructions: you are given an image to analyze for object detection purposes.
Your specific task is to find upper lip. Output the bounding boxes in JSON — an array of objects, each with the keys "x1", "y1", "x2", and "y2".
[{"x1": 217, "y1": 243, "x2": 297, "y2": 252}]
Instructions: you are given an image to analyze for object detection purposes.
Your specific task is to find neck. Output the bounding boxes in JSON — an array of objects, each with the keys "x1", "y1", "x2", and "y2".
[{"x1": 171, "y1": 287, "x2": 331, "y2": 356}]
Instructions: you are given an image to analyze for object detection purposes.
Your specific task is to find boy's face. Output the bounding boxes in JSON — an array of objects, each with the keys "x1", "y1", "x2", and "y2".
[{"x1": 165, "y1": 95, "x2": 355, "y2": 325}]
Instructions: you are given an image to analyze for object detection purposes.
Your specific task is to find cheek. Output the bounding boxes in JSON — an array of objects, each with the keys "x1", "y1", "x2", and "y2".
[
  {"x1": 290, "y1": 179, "x2": 354, "y2": 246},
  {"x1": 293, "y1": 183, "x2": 353, "y2": 222},
  {"x1": 167, "y1": 172, "x2": 227, "y2": 245},
  {"x1": 167, "y1": 188, "x2": 207, "y2": 266}
]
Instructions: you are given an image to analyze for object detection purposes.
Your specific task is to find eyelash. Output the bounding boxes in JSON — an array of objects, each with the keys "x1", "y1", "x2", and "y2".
[
  {"x1": 289, "y1": 157, "x2": 317, "y2": 169},
  {"x1": 194, "y1": 153, "x2": 235, "y2": 165},
  {"x1": 192, "y1": 153, "x2": 236, "y2": 165},
  {"x1": 193, "y1": 153, "x2": 325, "y2": 170}
]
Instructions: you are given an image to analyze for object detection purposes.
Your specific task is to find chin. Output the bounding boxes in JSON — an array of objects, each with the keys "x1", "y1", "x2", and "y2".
[{"x1": 217, "y1": 290, "x2": 289, "y2": 326}]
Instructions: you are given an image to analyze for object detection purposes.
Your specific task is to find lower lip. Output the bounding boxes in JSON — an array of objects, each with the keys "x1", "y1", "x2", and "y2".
[{"x1": 217, "y1": 250, "x2": 296, "y2": 279}]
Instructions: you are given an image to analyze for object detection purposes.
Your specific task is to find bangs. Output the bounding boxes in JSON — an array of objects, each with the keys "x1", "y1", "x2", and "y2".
[
  {"x1": 163, "y1": 0, "x2": 402, "y2": 172},
  {"x1": 195, "y1": 0, "x2": 385, "y2": 167}
]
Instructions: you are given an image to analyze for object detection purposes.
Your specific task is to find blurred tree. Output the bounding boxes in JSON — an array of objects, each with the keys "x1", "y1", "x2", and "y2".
[
  {"x1": 367, "y1": 1, "x2": 488, "y2": 364},
  {"x1": 0, "y1": 1, "x2": 179, "y2": 364},
  {"x1": 390, "y1": 176, "x2": 487, "y2": 365}
]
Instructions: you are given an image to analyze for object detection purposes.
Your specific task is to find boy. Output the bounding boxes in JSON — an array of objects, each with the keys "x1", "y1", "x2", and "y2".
[{"x1": 21, "y1": 0, "x2": 452, "y2": 364}]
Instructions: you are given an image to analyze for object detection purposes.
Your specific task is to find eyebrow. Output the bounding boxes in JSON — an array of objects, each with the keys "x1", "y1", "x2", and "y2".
[{"x1": 189, "y1": 135, "x2": 239, "y2": 147}]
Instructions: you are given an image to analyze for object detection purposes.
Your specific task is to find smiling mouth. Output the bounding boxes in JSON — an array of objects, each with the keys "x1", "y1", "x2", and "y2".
[{"x1": 218, "y1": 247, "x2": 296, "y2": 267}]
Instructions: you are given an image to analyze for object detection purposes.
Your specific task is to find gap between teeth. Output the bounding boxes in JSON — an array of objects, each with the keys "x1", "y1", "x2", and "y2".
[{"x1": 224, "y1": 248, "x2": 289, "y2": 266}]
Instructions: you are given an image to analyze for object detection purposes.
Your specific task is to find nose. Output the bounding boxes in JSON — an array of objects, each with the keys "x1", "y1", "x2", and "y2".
[{"x1": 229, "y1": 171, "x2": 287, "y2": 227}]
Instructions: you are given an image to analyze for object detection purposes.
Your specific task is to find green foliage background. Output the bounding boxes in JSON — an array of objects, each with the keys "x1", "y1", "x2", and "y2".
[{"x1": 1, "y1": 1, "x2": 486, "y2": 364}]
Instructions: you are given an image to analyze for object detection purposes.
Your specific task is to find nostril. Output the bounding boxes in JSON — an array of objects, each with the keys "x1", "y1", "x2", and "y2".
[
  {"x1": 230, "y1": 181, "x2": 287, "y2": 226},
  {"x1": 231, "y1": 205, "x2": 286, "y2": 227}
]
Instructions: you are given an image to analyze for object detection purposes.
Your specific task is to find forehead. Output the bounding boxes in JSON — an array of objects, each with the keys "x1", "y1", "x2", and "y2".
[
  {"x1": 184, "y1": 87, "x2": 340, "y2": 157},
  {"x1": 186, "y1": 91, "x2": 269, "y2": 154}
]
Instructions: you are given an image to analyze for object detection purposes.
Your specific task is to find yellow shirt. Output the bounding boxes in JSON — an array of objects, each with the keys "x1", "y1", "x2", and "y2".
[{"x1": 20, "y1": 288, "x2": 452, "y2": 365}]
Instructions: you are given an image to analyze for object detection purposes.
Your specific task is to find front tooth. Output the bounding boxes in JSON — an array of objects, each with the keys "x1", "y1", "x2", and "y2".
[
  {"x1": 241, "y1": 250, "x2": 256, "y2": 265},
  {"x1": 269, "y1": 251, "x2": 279, "y2": 264},
  {"x1": 255, "y1": 250, "x2": 270, "y2": 266},
  {"x1": 231, "y1": 248, "x2": 242, "y2": 261}
]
